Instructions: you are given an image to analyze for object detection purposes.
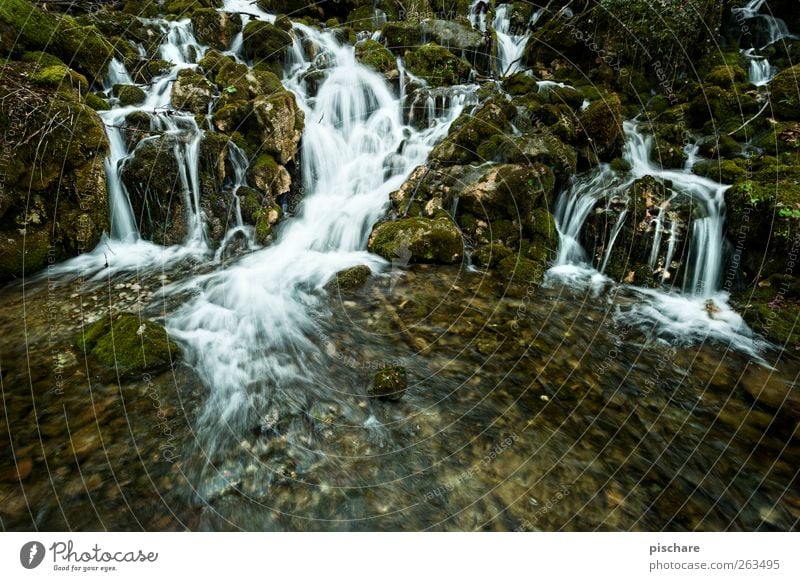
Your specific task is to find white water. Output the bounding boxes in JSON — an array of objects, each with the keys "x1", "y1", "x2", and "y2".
[
  {"x1": 469, "y1": 0, "x2": 488, "y2": 32},
  {"x1": 548, "y1": 122, "x2": 765, "y2": 357},
  {"x1": 744, "y1": 48, "x2": 775, "y2": 86},
  {"x1": 492, "y1": 3, "x2": 532, "y2": 77},
  {"x1": 734, "y1": 0, "x2": 796, "y2": 49},
  {"x1": 166, "y1": 7, "x2": 476, "y2": 452}
]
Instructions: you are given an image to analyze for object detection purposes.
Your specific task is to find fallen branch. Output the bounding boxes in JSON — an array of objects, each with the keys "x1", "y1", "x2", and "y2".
[{"x1": 728, "y1": 99, "x2": 771, "y2": 136}]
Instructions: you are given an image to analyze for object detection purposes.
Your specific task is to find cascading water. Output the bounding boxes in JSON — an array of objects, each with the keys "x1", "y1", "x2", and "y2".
[
  {"x1": 166, "y1": 6, "x2": 476, "y2": 456},
  {"x1": 492, "y1": 3, "x2": 533, "y2": 77},
  {"x1": 549, "y1": 121, "x2": 764, "y2": 357},
  {"x1": 734, "y1": 0, "x2": 795, "y2": 87}
]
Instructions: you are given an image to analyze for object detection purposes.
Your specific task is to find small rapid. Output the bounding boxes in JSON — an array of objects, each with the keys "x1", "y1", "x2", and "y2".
[
  {"x1": 548, "y1": 121, "x2": 765, "y2": 358},
  {"x1": 165, "y1": 6, "x2": 476, "y2": 457}
]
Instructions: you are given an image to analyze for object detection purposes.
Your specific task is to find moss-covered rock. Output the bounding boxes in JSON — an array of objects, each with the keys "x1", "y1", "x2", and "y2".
[
  {"x1": 242, "y1": 20, "x2": 292, "y2": 76},
  {"x1": 329, "y1": 265, "x2": 372, "y2": 291},
  {"x1": 77, "y1": 313, "x2": 179, "y2": 374},
  {"x1": 404, "y1": 43, "x2": 471, "y2": 86},
  {"x1": 355, "y1": 39, "x2": 396, "y2": 73},
  {"x1": 120, "y1": 136, "x2": 186, "y2": 245},
  {"x1": 706, "y1": 64, "x2": 747, "y2": 88},
  {"x1": 579, "y1": 94, "x2": 623, "y2": 161},
  {"x1": 369, "y1": 216, "x2": 463, "y2": 264},
  {"x1": 497, "y1": 254, "x2": 546, "y2": 285},
  {"x1": 0, "y1": 62, "x2": 109, "y2": 280},
  {"x1": 732, "y1": 276, "x2": 800, "y2": 350},
  {"x1": 382, "y1": 20, "x2": 421, "y2": 52},
  {"x1": 114, "y1": 84, "x2": 146, "y2": 106},
  {"x1": 770, "y1": 64, "x2": 800, "y2": 121},
  {"x1": 85, "y1": 92, "x2": 111, "y2": 111},
  {"x1": 171, "y1": 68, "x2": 215, "y2": 114},
  {"x1": 0, "y1": 0, "x2": 115, "y2": 82},
  {"x1": 246, "y1": 153, "x2": 290, "y2": 199},
  {"x1": 250, "y1": 92, "x2": 304, "y2": 163},
  {"x1": 430, "y1": 98, "x2": 515, "y2": 164},
  {"x1": 472, "y1": 241, "x2": 512, "y2": 268},
  {"x1": 32, "y1": 64, "x2": 88, "y2": 91},
  {"x1": 368, "y1": 365, "x2": 407, "y2": 400},
  {"x1": 192, "y1": 8, "x2": 242, "y2": 50}
]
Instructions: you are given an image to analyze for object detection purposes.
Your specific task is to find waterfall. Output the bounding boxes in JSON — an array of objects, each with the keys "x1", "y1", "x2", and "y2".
[
  {"x1": 733, "y1": 0, "x2": 796, "y2": 49},
  {"x1": 165, "y1": 5, "x2": 476, "y2": 454},
  {"x1": 492, "y1": 3, "x2": 533, "y2": 77},
  {"x1": 469, "y1": 0, "x2": 488, "y2": 32},
  {"x1": 548, "y1": 122, "x2": 764, "y2": 356}
]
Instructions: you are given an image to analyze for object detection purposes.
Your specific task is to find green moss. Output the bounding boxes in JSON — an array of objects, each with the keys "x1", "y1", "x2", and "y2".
[
  {"x1": 382, "y1": 21, "x2": 421, "y2": 52},
  {"x1": 430, "y1": 99, "x2": 514, "y2": 164},
  {"x1": 502, "y1": 72, "x2": 537, "y2": 96},
  {"x1": 85, "y1": 92, "x2": 111, "y2": 111},
  {"x1": 114, "y1": 84, "x2": 146, "y2": 106},
  {"x1": 610, "y1": 158, "x2": 632, "y2": 172},
  {"x1": 706, "y1": 64, "x2": 747, "y2": 88},
  {"x1": 368, "y1": 365, "x2": 407, "y2": 400},
  {"x1": 497, "y1": 254, "x2": 546, "y2": 286},
  {"x1": 369, "y1": 216, "x2": 463, "y2": 264},
  {"x1": 21, "y1": 51, "x2": 65, "y2": 68},
  {"x1": 579, "y1": 94, "x2": 623, "y2": 160},
  {"x1": 733, "y1": 278, "x2": 800, "y2": 349},
  {"x1": 472, "y1": 242, "x2": 512, "y2": 268},
  {"x1": 77, "y1": 313, "x2": 179, "y2": 373},
  {"x1": 32, "y1": 65, "x2": 88, "y2": 91},
  {"x1": 404, "y1": 43, "x2": 471, "y2": 86},
  {"x1": 770, "y1": 64, "x2": 800, "y2": 120},
  {"x1": 355, "y1": 39, "x2": 395, "y2": 73},
  {"x1": 331, "y1": 265, "x2": 372, "y2": 291},
  {"x1": 242, "y1": 20, "x2": 292, "y2": 75},
  {"x1": 0, "y1": 228, "x2": 52, "y2": 282},
  {"x1": 122, "y1": 0, "x2": 161, "y2": 17}
]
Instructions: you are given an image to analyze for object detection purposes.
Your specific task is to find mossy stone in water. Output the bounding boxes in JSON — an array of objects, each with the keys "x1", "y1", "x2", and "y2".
[
  {"x1": 368, "y1": 366, "x2": 407, "y2": 400},
  {"x1": 369, "y1": 216, "x2": 463, "y2": 265},
  {"x1": 497, "y1": 254, "x2": 546, "y2": 286},
  {"x1": 355, "y1": 39, "x2": 396, "y2": 73},
  {"x1": 404, "y1": 43, "x2": 471, "y2": 87},
  {"x1": 330, "y1": 265, "x2": 372, "y2": 291},
  {"x1": 114, "y1": 84, "x2": 146, "y2": 106},
  {"x1": 77, "y1": 313, "x2": 179, "y2": 373},
  {"x1": 579, "y1": 93, "x2": 623, "y2": 161},
  {"x1": 85, "y1": 93, "x2": 111, "y2": 111}
]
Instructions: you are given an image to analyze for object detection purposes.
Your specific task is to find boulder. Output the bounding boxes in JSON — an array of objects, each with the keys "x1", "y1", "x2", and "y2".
[
  {"x1": 769, "y1": 64, "x2": 800, "y2": 121},
  {"x1": 171, "y1": 68, "x2": 215, "y2": 114},
  {"x1": 76, "y1": 313, "x2": 179, "y2": 375},
  {"x1": 579, "y1": 94, "x2": 623, "y2": 161},
  {"x1": 192, "y1": 8, "x2": 242, "y2": 50},
  {"x1": 368, "y1": 216, "x2": 463, "y2": 264},
  {"x1": 404, "y1": 43, "x2": 472, "y2": 86},
  {"x1": 354, "y1": 39, "x2": 396, "y2": 74},
  {"x1": 368, "y1": 366, "x2": 408, "y2": 400},
  {"x1": 242, "y1": 20, "x2": 293, "y2": 76}
]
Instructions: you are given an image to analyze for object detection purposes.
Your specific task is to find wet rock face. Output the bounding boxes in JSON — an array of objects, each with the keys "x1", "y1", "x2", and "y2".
[
  {"x1": 0, "y1": 62, "x2": 109, "y2": 281},
  {"x1": 121, "y1": 135, "x2": 186, "y2": 246},
  {"x1": 584, "y1": 176, "x2": 696, "y2": 288},
  {"x1": 579, "y1": 94, "x2": 623, "y2": 162}
]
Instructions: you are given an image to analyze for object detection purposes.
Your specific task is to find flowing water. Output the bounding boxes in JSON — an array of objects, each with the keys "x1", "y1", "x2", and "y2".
[
  {"x1": 1, "y1": 4, "x2": 799, "y2": 532},
  {"x1": 491, "y1": 3, "x2": 536, "y2": 77}
]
